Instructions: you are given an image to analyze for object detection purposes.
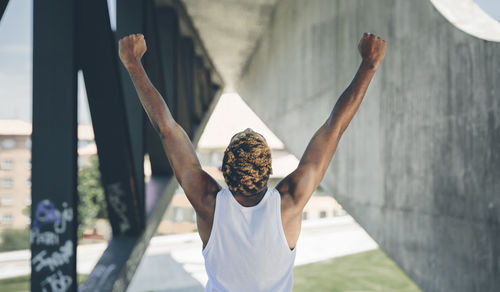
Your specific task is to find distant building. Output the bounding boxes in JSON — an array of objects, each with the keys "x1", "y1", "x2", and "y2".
[
  {"x1": 0, "y1": 120, "x2": 32, "y2": 229},
  {"x1": 302, "y1": 195, "x2": 346, "y2": 220},
  {"x1": 0, "y1": 119, "x2": 95, "y2": 230}
]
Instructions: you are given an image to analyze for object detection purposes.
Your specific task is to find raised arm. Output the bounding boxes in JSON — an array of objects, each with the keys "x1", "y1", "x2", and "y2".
[
  {"x1": 277, "y1": 33, "x2": 386, "y2": 209},
  {"x1": 118, "y1": 34, "x2": 221, "y2": 217}
]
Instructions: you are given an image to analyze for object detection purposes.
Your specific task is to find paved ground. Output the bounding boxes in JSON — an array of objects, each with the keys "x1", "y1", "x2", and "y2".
[
  {"x1": 127, "y1": 216, "x2": 377, "y2": 292},
  {"x1": 0, "y1": 216, "x2": 377, "y2": 292}
]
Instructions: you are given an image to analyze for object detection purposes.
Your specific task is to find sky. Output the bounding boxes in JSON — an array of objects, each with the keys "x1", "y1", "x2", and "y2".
[
  {"x1": 0, "y1": 0, "x2": 116, "y2": 124},
  {"x1": 0, "y1": 0, "x2": 499, "y2": 124},
  {"x1": 476, "y1": 0, "x2": 500, "y2": 20}
]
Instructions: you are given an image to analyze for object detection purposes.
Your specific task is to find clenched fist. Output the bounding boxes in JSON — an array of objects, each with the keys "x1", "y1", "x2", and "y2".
[
  {"x1": 119, "y1": 33, "x2": 147, "y2": 68},
  {"x1": 358, "y1": 33, "x2": 386, "y2": 69}
]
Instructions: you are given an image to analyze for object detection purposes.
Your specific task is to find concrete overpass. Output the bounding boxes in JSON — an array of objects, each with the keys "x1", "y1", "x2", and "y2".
[{"x1": 6, "y1": 0, "x2": 498, "y2": 291}]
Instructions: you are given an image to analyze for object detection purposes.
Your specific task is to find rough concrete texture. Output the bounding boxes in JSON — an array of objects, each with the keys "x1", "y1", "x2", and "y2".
[{"x1": 237, "y1": 1, "x2": 500, "y2": 291}]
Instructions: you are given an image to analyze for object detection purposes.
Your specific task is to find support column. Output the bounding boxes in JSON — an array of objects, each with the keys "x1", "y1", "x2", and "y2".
[
  {"x1": 116, "y1": 0, "x2": 146, "y2": 224},
  {"x1": 146, "y1": 6, "x2": 180, "y2": 176},
  {"x1": 0, "y1": 0, "x2": 9, "y2": 22},
  {"x1": 31, "y1": 0, "x2": 78, "y2": 291},
  {"x1": 176, "y1": 37, "x2": 194, "y2": 138},
  {"x1": 78, "y1": 0, "x2": 142, "y2": 236}
]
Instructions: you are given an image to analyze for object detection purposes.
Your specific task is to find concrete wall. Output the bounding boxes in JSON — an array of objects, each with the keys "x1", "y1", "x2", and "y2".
[{"x1": 237, "y1": 1, "x2": 500, "y2": 291}]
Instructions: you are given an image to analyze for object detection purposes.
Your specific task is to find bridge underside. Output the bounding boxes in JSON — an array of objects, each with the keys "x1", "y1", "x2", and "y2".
[{"x1": 9, "y1": 0, "x2": 498, "y2": 290}]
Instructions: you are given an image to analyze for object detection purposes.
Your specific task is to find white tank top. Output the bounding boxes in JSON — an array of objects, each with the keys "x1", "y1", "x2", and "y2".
[{"x1": 202, "y1": 187, "x2": 297, "y2": 292}]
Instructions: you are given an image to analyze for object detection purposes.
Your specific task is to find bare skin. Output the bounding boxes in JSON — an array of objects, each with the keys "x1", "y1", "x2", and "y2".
[{"x1": 118, "y1": 32, "x2": 386, "y2": 250}]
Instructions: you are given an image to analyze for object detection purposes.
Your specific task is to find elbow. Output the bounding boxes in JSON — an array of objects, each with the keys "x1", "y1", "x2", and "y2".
[{"x1": 325, "y1": 118, "x2": 345, "y2": 137}]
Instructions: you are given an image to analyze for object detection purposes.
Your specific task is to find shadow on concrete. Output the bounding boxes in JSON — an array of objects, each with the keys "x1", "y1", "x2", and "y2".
[{"x1": 127, "y1": 253, "x2": 204, "y2": 292}]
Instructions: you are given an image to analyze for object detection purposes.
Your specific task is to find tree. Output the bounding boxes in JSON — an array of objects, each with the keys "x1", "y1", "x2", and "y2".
[
  {"x1": 0, "y1": 228, "x2": 30, "y2": 252},
  {"x1": 77, "y1": 154, "x2": 107, "y2": 238}
]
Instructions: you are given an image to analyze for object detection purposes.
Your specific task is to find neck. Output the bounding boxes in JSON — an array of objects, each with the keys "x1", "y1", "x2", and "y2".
[{"x1": 233, "y1": 187, "x2": 268, "y2": 207}]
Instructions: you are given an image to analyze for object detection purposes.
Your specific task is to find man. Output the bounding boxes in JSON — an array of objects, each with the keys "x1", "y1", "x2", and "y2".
[{"x1": 118, "y1": 32, "x2": 386, "y2": 292}]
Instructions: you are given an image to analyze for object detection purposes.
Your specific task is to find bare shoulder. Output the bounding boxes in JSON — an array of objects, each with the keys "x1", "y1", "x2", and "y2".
[
  {"x1": 192, "y1": 173, "x2": 221, "y2": 248},
  {"x1": 275, "y1": 172, "x2": 305, "y2": 250},
  {"x1": 275, "y1": 172, "x2": 303, "y2": 215},
  {"x1": 196, "y1": 171, "x2": 221, "y2": 217},
  {"x1": 275, "y1": 166, "x2": 316, "y2": 211},
  {"x1": 183, "y1": 168, "x2": 221, "y2": 220}
]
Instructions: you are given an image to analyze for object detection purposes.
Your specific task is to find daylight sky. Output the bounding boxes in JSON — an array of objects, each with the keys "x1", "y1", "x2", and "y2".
[
  {"x1": 0, "y1": 0, "x2": 116, "y2": 124},
  {"x1": 0, "y1": 0, "x2": 499, "y2": 124}
]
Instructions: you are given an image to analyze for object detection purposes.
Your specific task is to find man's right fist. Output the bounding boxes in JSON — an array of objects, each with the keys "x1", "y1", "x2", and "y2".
[
  {"x1": 358, "y1": 33, "x2": 386, "y2": 69},
  {"x1": 119, "y1": 34, "x2": 147, "y2": 68}
]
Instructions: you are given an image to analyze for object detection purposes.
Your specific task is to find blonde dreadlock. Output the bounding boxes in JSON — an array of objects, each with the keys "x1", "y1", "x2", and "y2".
[{"x1": 222, "y1": 130, "x2": 273, "y2": 196}]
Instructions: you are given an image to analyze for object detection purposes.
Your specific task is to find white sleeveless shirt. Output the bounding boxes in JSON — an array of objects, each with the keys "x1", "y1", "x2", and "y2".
[{"x1": 202, "y1": 187, "x2": 297, "y2": 292}]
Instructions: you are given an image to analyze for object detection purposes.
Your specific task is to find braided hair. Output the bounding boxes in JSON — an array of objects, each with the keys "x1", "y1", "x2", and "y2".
[{"x1": 222, "y1": 130, "x2": 273, "y2": 196}]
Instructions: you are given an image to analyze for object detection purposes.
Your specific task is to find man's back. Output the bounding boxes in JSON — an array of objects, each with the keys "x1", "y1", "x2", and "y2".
[{"x1": 203, "y1": 188, "x2": 296, "y2": 292}]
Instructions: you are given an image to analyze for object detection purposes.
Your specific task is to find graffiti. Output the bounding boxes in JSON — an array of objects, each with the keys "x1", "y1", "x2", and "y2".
[
  {"x1": 106, "y1": 182, "x2": 131, "y2": 233},
  {"x1": 33, "y1": 200, "x2": 73, "y2": 233},
  {"x1": 31, "y1": 199, "x2": 74, "y2": 260},
  {"x1": 32, "y1": 240, "x2": 73, "y2": 272},
  {"x1": 33, "y1": 200, "x2": 60, "y2": 229},
  {"x1": 31, "y1": 229, "x2": 60, "y2": 246},
  {"x1": 40, "y1": 270, "x2": 72, "y2": 292},
  {"x1": 31, "y1": 199, "x2": 75, "y2": 291}
]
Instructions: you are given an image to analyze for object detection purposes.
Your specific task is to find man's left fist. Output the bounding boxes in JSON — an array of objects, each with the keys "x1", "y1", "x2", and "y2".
[
  {"x1": 358, "y1": 33, "x2": 386, "y2": 69},
  {"x1": 119, "y1": 33, "x2": 147, "y2": 68}
]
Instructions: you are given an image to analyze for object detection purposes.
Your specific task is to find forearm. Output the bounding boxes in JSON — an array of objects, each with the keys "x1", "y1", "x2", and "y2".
[
  {"x1": 326, "y1": 60, "x2": 377, "y2": 134},
  {"x1": 125, "y1": 61, "x2": 175, "y2": 136}
]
